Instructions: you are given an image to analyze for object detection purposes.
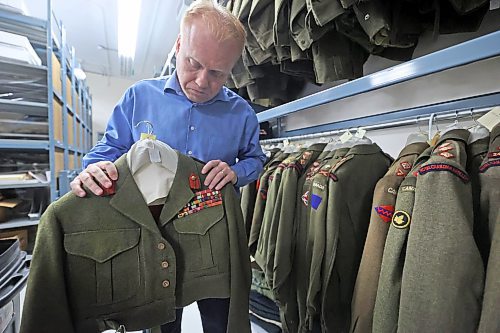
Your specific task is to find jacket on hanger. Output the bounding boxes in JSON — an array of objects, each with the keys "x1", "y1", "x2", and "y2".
[
  {"x1": 20, "y1": 153, "x2": 251, "y2": 333},
  {"x1": 398, "y1": 129, "x2": 484, "y2": 333},
  {"x1": 478, "y1": 123, "x2": 500, "y2": 333},
  {"x1": 372, "y1": 146, "x2": 432, "y2": 333},
  {"x1": 350, "y1": 141, "x2": 428, "y2": 333}
]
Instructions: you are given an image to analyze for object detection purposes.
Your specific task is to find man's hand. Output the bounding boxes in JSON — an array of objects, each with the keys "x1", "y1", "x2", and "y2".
[
  {"x1": 70, "y1": 161, "x2": 118, "y2": 197},
  {"x1": 202, "y1": 160, "x2": 237, "y2": 190}
]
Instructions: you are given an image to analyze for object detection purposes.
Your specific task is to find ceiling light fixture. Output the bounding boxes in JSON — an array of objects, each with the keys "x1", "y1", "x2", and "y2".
[{"x1": 117, "y1": 0, "x2": 142, "y2": 76}]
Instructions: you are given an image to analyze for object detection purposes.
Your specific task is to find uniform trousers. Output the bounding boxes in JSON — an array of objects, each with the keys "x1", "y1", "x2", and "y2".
[{"x1": 160, "y1": 298, "x2": 230, "y2": 333}]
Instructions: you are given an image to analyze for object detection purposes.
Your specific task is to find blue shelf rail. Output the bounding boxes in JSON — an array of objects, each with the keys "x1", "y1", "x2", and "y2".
[{"x1": 256, "y1": 31, "x2": 500, "y2": 137}]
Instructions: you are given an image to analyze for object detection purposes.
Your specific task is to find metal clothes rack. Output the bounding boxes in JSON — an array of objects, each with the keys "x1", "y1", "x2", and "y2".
[
  {"x1": 255, "y1": 30, "x2": 500, "y2": 139},
  {"x1": 260, "y1": 107, "x2": 492, "y2": 144}
]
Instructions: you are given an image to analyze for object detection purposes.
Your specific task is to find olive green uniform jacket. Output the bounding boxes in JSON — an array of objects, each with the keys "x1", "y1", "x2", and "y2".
[
  {"x1": 372, "y1": 146, "x2": 432, "y2": 333},
  {"x1": 399, "y1": 129, "x2": 484, "y2": 333},
  {"x1": 478, "y1": 124, "x2": 500, "y2": 333},
  {"x1": 350, "y1": 141, "x2": 428, "y2": 333},
  {"x1": 20, "y1": 153, "x2": 251, "y2": 333}
]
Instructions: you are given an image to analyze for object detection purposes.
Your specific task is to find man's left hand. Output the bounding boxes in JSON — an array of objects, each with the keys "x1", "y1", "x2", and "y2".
[{"x1": 202, "y1": 160, "x2": 237, "y2": 190}]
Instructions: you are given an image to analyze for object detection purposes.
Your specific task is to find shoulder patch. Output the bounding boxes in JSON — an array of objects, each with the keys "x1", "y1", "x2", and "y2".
[
  {"x1": 480, "y1": 159, "x2": 500, "y2": 173},
  {"x1": 392, "y1": 211, "x2": 411, "y2": 229},
  {"x1": 419, "y1": 163, "x2": 469, "y2": 183},
  {"x1": 375, "y1": 205, "x2": 395, "y2": 223}
]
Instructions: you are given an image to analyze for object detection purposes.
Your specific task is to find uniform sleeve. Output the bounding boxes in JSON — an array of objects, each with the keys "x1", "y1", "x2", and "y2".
[
  {"x1": 20, "y1": 205, "x2": 75, "y2": 333},
  {"x1": 82, "y1": 87, "x2": 135, "y2": 167},
  {"x1": 231, "y1": 106, "x2": 266, "y2": 187}
]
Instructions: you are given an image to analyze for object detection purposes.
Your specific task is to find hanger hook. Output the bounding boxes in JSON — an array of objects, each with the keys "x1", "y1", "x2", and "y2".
[
  {"x1": 135, "y1": 120, "x2": 154, "y2": 135},
  {"x1": 455, "y1": 110, "x2": 459, "y2": 125},
  {"x1": 469, "y1": 109, "x2": 479, "y2": 125},
  {"x1": 416, "y1": 116, "x2": 424, "y2": 133}
]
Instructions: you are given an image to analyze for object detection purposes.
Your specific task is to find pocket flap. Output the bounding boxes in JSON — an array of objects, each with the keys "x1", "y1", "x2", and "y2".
[
  {"x1": 173, "y1": 204, "x2": 224, "y2": 235},
  {"x1": 64, "y1": 228, "x2": 140, "y2": 263}
]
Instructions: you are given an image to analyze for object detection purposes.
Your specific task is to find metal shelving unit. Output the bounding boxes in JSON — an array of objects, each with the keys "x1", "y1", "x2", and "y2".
[
  {"x1": 257, "y1": 30, "x2": 500, "y2": 137},
  {"x1": 0, "y1": 0, "x2": 93, "y2": 230}
]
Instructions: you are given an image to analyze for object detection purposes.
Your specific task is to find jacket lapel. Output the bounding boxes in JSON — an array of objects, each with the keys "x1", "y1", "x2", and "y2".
[
  {"x1": 110, "y1": 155, "x2": 162, "y2": 235},
  {"x1": 158, "y1": 152, "x2": 196, "y2": 226}
]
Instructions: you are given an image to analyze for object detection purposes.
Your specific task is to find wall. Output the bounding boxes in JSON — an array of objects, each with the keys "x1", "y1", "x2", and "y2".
[{"x1": 85, "y1": 72, "x2": 136, "y2": 144}]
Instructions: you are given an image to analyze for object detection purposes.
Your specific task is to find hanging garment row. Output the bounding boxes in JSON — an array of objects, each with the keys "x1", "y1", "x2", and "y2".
[
  {"x1": 219, "y1": 0, "x2": 489, "y2": 107},
  {"x1": 241, "y1": 123, "x2": 499, "y2": 333}
]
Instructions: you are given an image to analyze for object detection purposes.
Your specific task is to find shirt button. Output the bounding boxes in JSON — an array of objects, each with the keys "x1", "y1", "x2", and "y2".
[
  {"x1": 190, "y1": 126, "x2": 195, "y2": 131},
  {"x1": 157, "y1": 242, "x2": 165, "y2": 250},
  {"x1": 188, "y1": 151, "x2": 193, "y2": 155},
  {"x1": 364, "y1": 13, "x2": 370, "y2": 20},
  {"x1": 162, "y1": 280, "x2": 170, "y2": 288},
  {"x1": 161, "y1": 261, "x2": 169, "y2": 269}
]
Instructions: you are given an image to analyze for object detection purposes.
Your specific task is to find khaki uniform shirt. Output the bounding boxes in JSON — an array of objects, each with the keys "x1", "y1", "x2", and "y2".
[
  {"x1": 21, "y1": 153, "x2": 251, "y2": 333},
  {"x1": 350, "y1": 141, "x2": 428, "y2": 333},
  {"x1": 399, "y1": 129, "x2": 484, "y2": 333}
]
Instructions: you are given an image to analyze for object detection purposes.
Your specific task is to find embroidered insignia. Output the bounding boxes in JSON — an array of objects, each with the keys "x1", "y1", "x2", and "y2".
[
  {"x1": 189, "y1": 173, "x2": 201, "y2": 190},
  {"x1": 313, "y1": 182, "x2": 325, "y2": 191},
  {"x1": 259, "y1": 189, "x2": 267, "y2": 200},
  {"x1": 301, "y1": 191, "x2": 310, "y2": 206},
  {"x1": 255, "y1": 179, "x2": 261, "y2": 191},
  {"x1": 287, "y1": 162, "x2": 302, "y2": 172},
  {"x1": 438, "y1": 146, "x2": 453, "y2": 152},
  {"x1": 400, "y1": 185, "x2": 415, "y2": 192},
  {"x1": 412, "y1": 171, "x2": 419, "y2": 177},
  {"x1": 396, "y1": 168, "x2": 406, "y2": 177},
  {"x1": 419, "y1": 163, "x2": 469, "y2": 183},
  {"x1": 268, "y1": 175, "x2": 274, "y2": 182},
  {"x1": 329, "y1": 173, "x2": 338, "y2": 182},
  {"x1": 300, "y1": 151, "x2": 313, "y2": 165},
  {"x1": 439, "y1": 151, "x2": 454, "y2": 159},
  {"x1": 318, "y1": 170, "x2": 330, "y2": 178},
  {"x1": 311, "y1": 194, "x2": 322, "y2": 210},
  {"x1": 387, "y1": 187, "x2": 397, "y2": 195},
  {"x1": 488, "y1": 152, "x2": 500, "y2": 159},
  {"x1": 439, "y1": 142, "x2": 452, "y2": 148},
  {"x1": 392, "y1": 211, "x2": 410, "y2": 229},
  {"x1": 479, "y1": 159, "x2": 500, "y2": 173},
  {"x1": 332, "y1": 157, "x2": 349, "y2": 171},
  {"x1": 177, "y1": 189, "x2": 222, "y2": 218},
  {"x1": 306, "y1": 162, "x2": 322, "y2": 179},
  {"x1": 375, "y1": 205, "x2": 395, "y2": 223},
  {"x1": 400, "y1": 161, "x2": 412, "y2": 170}
]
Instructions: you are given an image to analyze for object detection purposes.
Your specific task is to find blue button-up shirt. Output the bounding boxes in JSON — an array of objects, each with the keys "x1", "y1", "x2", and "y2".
[{"x1": 83, "y1": 72, "x2": 266, "y2": 187}]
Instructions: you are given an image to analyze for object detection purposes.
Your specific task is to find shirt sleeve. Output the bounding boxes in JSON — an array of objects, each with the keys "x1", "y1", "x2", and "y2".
[
  {"x1": 82, "y1": 88, "x2": 135, "y2": 168},
  {"x1": 231, "y1": 106, "x2": 267, "y2": 187}
]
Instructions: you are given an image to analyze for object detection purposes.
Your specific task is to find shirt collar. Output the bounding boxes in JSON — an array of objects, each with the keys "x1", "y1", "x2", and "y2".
[{"x1": 163, "y1": 70, "x2": 230, "y2": 104}]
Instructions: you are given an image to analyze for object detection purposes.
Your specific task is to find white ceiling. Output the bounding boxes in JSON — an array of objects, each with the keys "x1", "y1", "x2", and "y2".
[{"x1": 23, "y1": 0, "x2": 187, "y2": 80}]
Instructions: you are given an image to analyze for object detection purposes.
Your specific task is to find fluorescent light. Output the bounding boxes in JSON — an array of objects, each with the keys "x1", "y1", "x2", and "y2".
[{"x1": 117, "y1": 0, "x2": 142, "y2": 60}]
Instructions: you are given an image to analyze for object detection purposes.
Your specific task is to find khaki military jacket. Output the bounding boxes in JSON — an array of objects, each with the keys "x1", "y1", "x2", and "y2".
[
  {"x1": 350, "y1": 141, "x2": 428, "y2": 333},
  {"x1": 270, "y1": 143, "x2": 326, "y2": 332},
  {"x1": 467, "y1": 136, "x2": 490, "y2": 265},
  {"x1": 249, "y1": 151, "x2": 290, "y2": 254},
  {"x1": 295, "y1": 147, "x2": 349, "y2": 332},
  {"x1": 372, "y1": 146, "x2": 432, "y2": 333},
  {"x1": 309, "y1": 144, "x2": 391, "y2": 332},
  {"x1": 478, "y1": 124, "x2": 500, "y2": 333},
  {"x1": 21, "y1": 153, "x2": 251, "y2": 333},
  {"x1": 399, "y1": 129, "x2": 484, "y2": 333}
]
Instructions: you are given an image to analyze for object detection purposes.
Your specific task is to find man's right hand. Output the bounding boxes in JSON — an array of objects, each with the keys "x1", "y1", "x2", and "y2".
[{"x1": 70, "y1": 161, "x2": 118, "y2": 197}]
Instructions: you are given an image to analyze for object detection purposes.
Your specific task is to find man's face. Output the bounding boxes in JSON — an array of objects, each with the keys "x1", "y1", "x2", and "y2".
[{"x1": 175, "y1": 19, "x2": 242, "y2": 103}]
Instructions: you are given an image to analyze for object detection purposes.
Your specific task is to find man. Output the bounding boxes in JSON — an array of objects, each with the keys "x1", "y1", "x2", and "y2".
[{"x1": 70, "y1": 1, "x2": 266, "y2": 332}]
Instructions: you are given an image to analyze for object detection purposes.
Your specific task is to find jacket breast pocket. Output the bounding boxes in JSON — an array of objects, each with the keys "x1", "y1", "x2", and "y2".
[
  {"x1": 173, "y1": 204, "x2": 227, "y2": 273},
  {"x1": 64, "y1": 228, "x2": 141, "y2": 305}
]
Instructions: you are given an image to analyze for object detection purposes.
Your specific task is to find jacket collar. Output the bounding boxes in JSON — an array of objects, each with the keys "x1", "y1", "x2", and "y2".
[{"x1": 110, "y1": 152, "x2": 196, "y2": 234}]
